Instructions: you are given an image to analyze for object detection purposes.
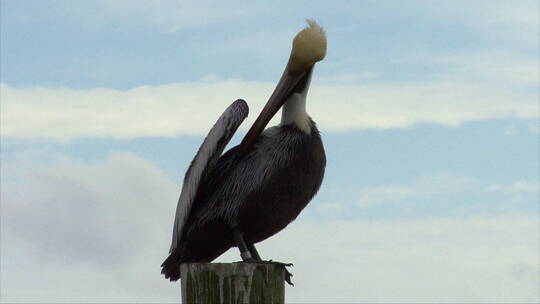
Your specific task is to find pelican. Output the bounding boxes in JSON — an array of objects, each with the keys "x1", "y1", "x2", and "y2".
[{"x1": 161, "y1": 20, "x2": 327, "y2": 281}]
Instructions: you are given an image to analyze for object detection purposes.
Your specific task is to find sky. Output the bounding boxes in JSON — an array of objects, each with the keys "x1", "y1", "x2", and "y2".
[{"x1": 0, "y1": 0, "x2": 539, "y2": 303}]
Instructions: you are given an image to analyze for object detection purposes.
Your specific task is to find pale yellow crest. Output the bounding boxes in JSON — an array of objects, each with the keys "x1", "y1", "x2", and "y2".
[{"x1": 288, "y1": 19, "x2": 327, "y2": 74}]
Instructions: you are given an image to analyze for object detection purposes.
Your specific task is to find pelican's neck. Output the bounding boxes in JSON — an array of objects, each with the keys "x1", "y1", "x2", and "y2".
[
  {"x1": 280, "y1": 92, "x2": 311, "y2": 134},
  {"x1": 280, "y1": 69, "x2": 313, "y2": 134}
]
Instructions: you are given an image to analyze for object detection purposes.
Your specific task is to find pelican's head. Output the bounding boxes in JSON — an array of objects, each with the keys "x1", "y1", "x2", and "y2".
[
  {"x1": 288, "y1": 19, "x2": 327, "y2": 75},
  {"x1": 240, "y1": 20, "x2": 327, "y2": 150}
]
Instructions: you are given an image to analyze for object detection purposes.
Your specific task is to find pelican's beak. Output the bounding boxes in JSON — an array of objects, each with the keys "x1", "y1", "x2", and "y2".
[{"x1": 239, "y1": 66, "x2": 313, "y2": 151}]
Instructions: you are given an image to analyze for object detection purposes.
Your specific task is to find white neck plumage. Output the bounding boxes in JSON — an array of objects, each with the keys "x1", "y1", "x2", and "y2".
[
  {"x1": 280, "y1": 71, "x2": 313, "y2": 134},
  {"x1": 281, "y1": 92, "x2": 311, "y2": 134}
]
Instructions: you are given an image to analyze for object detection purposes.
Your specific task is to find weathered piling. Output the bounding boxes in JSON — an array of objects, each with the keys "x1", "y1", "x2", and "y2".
[{"x1": 180, "y1": 263, "x2": 286, "y2": 304}]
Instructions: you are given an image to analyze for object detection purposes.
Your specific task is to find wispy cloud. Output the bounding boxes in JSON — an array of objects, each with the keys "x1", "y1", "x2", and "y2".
[
  {"x1": 434, "y1": 51, "x2": 539, "y2": 86},
  {"x1": 313, "y1": 174, "x2": 539, "y2": 219},
  {"x1": 529, "y1": 120, "x2": 540, "y2": 134},
  {"x1": 356, "y1": 174, "x2": 474, "y2": 208},
  {"x1": 96, "y1": 0, "x2": 265, "y2": 32},
  {"x1": 487, "y1": 181, "x2": 540, "y2": 194},
  {"x1": 2, "y1": 76, "x2": 537, "y2": 140}
]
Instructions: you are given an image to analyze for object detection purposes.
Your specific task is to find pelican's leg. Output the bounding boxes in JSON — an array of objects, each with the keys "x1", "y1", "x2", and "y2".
[
  {"x1": 233, "y1": 230, "x2": 293, "y2": 285},
  {"x1": 247, "y1": 243, "x2": 262, "y2": 261},
  {"x1": 232, "y1": 228, "x2": 253, "y2": 261}
]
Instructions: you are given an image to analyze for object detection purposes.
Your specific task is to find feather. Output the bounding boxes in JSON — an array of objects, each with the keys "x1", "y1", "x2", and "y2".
[{"x1": 169, "y1": 99, "x2": 249, "y2": 252}]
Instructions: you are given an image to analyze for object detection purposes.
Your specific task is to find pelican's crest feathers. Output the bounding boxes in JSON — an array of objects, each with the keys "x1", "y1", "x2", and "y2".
[{"x1": 288, "y1": 19, "x2": 327, "y2": 74}]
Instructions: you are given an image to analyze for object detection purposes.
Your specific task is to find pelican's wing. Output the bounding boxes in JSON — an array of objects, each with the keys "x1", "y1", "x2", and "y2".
[{"x1": 170, "y1": 99, "x2": 249, "y2": 252}]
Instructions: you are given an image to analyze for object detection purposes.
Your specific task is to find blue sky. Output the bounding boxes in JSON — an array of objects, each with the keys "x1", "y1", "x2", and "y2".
[{"x1": 1, "y1": 0, "x2": 539, "y2": 303}]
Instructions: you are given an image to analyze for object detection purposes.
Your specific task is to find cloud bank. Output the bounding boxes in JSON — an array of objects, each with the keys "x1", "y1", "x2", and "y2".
[
  {"x1": 1, "y1": 153, "x2": 538, "y2": 303},
  {"x1": 1, "y1": 78, "x2": 537, "y2": 140}
]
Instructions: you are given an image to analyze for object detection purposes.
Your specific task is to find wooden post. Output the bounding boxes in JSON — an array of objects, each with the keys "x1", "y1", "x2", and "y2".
[{"x1": 180, "y1": 263, "x2": 286, "y2": 304}]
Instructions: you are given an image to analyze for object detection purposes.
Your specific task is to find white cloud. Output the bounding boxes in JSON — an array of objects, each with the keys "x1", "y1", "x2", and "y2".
[
  {"x1": 435, "y1": 51, "x2": 539, "y2": 86},
  {"x1": 1, "y1": 152, "x2": 181, "y2": 302},
  {"x1": 1, "y1": 76, "x2": 537, "y2": 140},
  {"x1": 355, "y1": 174, "x2": 473, "y2": 207},
  {"x1": 1, "y1": 152, "x2": 178, "y2": 264},
  {"x1": 96, "y1": 0, "x2": 265, "y2": 32},
  {"x1": 314, "y1": 174, "x2": 539, "y2": 219},
  {"x1": 487, "y1": 181, "x2": 540, "y2": 194},
  {"x1": 1, "y1": 154, "x2": 539, "y2": 303},
  {"x1": 255, "y1": 216, "x2": 540, "y2": 303}
]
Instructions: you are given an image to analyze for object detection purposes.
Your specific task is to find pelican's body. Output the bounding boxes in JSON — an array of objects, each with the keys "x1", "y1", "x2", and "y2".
[
  {"x1": 162, "y1": 20, "x2": 327, "y2": 281},
  {"x1": 168, "y1": 121, "x2": 324, "y2": 262}
]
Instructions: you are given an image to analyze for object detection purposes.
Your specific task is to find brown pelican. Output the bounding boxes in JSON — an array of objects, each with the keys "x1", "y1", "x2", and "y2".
[{"x1": 161, "y1": 20, "x2": 327, "y2": 281}]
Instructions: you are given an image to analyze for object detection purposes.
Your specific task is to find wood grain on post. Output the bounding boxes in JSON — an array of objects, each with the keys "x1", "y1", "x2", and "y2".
[{"x1": 180, "y1": 263, "x2": 286, "y2": 304}]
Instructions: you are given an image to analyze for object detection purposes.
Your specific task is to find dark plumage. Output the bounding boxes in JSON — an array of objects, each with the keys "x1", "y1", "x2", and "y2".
[
  {"x1": 162, "y1": 121, "x2": 325, "y2": 281},
  {"x1": 161, "y1": 20, "x2": 327, "y2": 281}
]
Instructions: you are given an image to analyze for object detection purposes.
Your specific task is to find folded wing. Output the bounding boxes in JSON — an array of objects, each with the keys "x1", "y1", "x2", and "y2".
[{"x1": 169, "y1": 99, "x2": 249, "y2": 252}]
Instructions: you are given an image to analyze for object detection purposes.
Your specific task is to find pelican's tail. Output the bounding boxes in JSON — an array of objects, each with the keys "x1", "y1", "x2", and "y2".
[{"x1": 161, "y1": 249, "x2": 182, "y2": 281}]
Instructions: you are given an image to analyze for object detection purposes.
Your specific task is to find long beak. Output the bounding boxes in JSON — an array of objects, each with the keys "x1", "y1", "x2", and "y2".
[{"x1": 239, "y1": 66, "x2": 313, "y2": 152}]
